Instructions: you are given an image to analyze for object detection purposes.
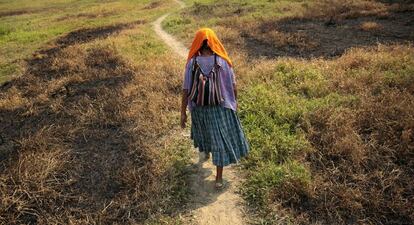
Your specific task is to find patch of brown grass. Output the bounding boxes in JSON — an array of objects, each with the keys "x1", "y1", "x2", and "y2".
[
  {"x1": 301, "y1": 0, "x2": 389, "y2": 20},
  {"x1": 300, "y1": 0, "x2": 414, "y2": 21},
  {"x1": 214, "y1": 0, "x2": 413, "y2": 59},
  {"x1": 0, "y1": 25, "x2": 186, "y2": 223},
  {"x1": 193, "y1": 2, "x2": 414, "y2": 224},
  {"x1": 55, "y1": 11, "x2": 117, "y2": 22},
  {"x1": 360, "y1": 21, "x2": 383, "y2": 31},
  {"x1": 277, "y1": 45, "x2": 414, "y2": 224},
  {"x1": 143, "y1": 1, "x2": 163, "y2": 10},
  {"x1": 188, "y1": 1, "x2": 255, "y2": 19},
  {"x1": 0, "y1": 8, "x2": 49, "y2": 18},
  {"x1": 0, "y1": 9, "x2": 31, "y2": 18}
]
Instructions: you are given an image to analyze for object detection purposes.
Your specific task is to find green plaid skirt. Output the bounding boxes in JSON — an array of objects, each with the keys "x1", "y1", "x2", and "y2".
[{"x1": 190, "y1": 106, "x2": 249, "y2": 167}]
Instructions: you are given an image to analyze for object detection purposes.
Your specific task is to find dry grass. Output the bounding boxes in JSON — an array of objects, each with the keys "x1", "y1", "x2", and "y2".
[
  {"x1": 0, "y1": 9, "x2": 36, "y2": 18},
  {"x1": 258, "y1": 45, "x2": 414, "y2": 224},
  {"x1": 166, "y1": 1, "x2": 414, "y2": 223},
  {"x1": 0, "y1": 0, "x2": 176, "y2": 83},
  {"x1": 301, "y1": 0, "x2": 389, "y2": 20},
  {"x1": 186, "y1": 0, "x2": 413, "y2": 59},
  {"x1": 360, "y1": 21, "x2": 383, "y2": 31},
  {"x1": 0, "y1": 22, "x2": 188, "y2": 223},
  {"x1": 143, "y1": 1, "x2": 163, "y2": 10},
  {"x1": 299, "y1": 0, "x2": 414, "y2": 20}
]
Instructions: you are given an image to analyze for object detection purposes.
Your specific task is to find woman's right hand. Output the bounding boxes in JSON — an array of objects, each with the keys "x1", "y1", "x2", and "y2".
[{"x1": 180, "y1": 112, "x2": 187, "y2": 129}]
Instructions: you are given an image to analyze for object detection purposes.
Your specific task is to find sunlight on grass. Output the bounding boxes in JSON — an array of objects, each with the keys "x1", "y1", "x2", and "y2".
[
  {"x1": 166, "y1": 0, "x2": 414, "y2": 223},
  {"x1": 0, "y1": 0, "x2": 174, "y2": 82}
]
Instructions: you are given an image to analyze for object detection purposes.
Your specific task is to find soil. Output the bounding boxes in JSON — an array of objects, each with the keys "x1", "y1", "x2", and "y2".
[{"x1": 182, "y1": 152, "x2": 247, "y2": 225}]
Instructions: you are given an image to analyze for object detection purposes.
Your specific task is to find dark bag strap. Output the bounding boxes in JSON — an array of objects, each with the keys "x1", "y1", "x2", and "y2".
[{"x1": 189, "y1": 56, "x2": 198, "y2": 94}]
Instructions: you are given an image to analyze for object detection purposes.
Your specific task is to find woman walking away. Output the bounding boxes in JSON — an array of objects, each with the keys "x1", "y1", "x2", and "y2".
[{"x1": 180, "y1": 28, "x2": 249, "y2": 190}]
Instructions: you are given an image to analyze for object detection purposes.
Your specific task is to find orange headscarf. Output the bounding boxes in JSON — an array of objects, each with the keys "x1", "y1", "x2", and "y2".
[{"x1": 186, "y1": 28, "x2": 233, "y2": 67}]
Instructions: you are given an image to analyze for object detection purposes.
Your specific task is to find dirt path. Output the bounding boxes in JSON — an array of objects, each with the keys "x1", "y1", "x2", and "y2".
[
  {"x1": 151, "y1": 0, "x2": 187, "y2": 58},
  {"x1": 184, "y1": 154, "x2": 247, "y2": 225},
  {"x1": 152, "y1": 1, "x2": 247, "y2": 225}
]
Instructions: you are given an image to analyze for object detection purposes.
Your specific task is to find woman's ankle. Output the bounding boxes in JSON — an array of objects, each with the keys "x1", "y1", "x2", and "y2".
[{"x1": 216, "y1": 166, "x2": 223, "y2": 182}]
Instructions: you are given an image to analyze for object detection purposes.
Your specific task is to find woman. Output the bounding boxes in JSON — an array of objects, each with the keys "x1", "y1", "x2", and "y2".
[{"x1": 180, "y1": 28, "x2": 249, "y2": 189}]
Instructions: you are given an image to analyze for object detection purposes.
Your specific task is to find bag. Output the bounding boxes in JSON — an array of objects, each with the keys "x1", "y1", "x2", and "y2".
[{"x1": 188, "y1": 54, "x2": 224, "y2": 106}]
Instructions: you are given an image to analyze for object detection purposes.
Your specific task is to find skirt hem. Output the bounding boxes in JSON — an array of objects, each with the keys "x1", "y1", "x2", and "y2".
[{"x1": 190, "y1": 106, "x2": 249, "y2": 167}]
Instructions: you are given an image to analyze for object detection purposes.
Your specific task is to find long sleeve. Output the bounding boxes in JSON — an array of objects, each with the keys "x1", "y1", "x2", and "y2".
[
  {"x1": 183, "y1": 58, "x2": 194, "y2": 90},
  {"x1": 230, "y1": 67, "x2": 236, "y2": 85}
]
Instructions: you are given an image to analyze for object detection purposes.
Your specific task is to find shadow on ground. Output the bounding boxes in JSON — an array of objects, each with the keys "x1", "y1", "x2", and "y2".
[
  {"x1": 0, "y1": 20, "x2": 178, "y2": 223},
  {"x1": 241, "y1": 6, "x2": 413, "y2": 59}
]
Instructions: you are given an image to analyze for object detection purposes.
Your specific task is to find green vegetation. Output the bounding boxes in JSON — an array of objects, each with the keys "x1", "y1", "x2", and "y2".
[
  {"x1": 1, "y1": 0, "x2": 413, "y2": 223},
  {"x1": 166, "y1": 0, "x2": 414, "y2": 224},
  {"x1": 163, "y1": 0, "x2": 307, "y2": 41},
  {"x1": 238, "y1": 47, "x2": 414, "y2": 223},
  {"x1": 0, "y1": 0, "x2": 192, "y2": 223},
  {"x1": 0, "y1": 0, "x2": 173, "y2": 82}
]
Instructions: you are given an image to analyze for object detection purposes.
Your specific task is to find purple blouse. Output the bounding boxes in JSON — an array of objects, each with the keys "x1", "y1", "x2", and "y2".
[{"x1": 182, "y1": 55, "x2": 237, "y2": 111}]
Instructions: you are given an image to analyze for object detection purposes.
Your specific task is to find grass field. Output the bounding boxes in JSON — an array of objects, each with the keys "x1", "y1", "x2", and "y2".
[
  {"x1": 1, "y1": 0, "x2": 191, "y2": 223},
  {"x1": 0, "y1": 0, "x2": 175, "y2": 82},
  {"x1": 1, "y1": 0, "x2": 414, "y2": 224},
  {"x1": 166, "y1": 0, "x2": 414, "y2": 224}
]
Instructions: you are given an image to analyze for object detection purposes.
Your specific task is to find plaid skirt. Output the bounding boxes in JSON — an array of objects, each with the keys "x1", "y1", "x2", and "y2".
[{"x1": 190, "y1": 106, "x2": 249, "y2": 167}]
